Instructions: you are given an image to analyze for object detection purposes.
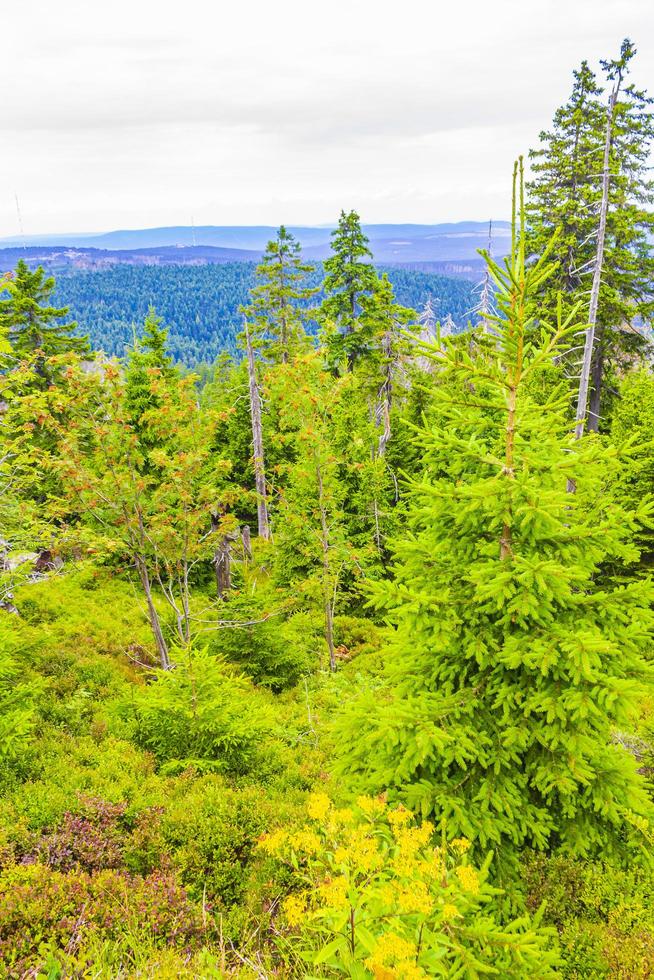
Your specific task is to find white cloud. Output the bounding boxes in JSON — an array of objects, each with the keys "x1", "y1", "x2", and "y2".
[{"x1": 1, "y1": 0, "x2": 652, "y2": 233}]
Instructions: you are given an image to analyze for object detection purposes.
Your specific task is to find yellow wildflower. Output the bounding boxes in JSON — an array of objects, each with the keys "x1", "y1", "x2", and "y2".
[
  {"x1": 357, "y1": 794, "x2": 386, "y2": 817},
  {"x1": 365, "y1": 932, "x2": 417, "y2": 971},
  {"x1": 288, "y1": 829, "x2": 321, "y2": 855},
  {"x1": 317, "y1": 875, "x2": 349, "y2": 908},
  {"x1": 451, "y1": 837, "x2": 471, "y2": 854},
  {"x1": 282, "y1": 892, "x2": 307, "y2": 927},
  {"x1": 306, "y1": 791, "x2": 331, "y2": 821},
  {"x1": 332, "y1": 807, "x2": 355, "y2": 826},
  {"x1": 442, "y1": 902, "x2": 459, "y2": 921},
  {"x1": 455, "y1": 864, "x2": 480, "y2": 894},
  {"x1": 346, "y1": 828, "x2": 383, "y2": 871},
  {"x1": 388, "y1": 806, "x2": 412, "y2": 830},
  {"x1": 370, "y1": 967, "x2": 396, "y2": 980},
  {"x1": 397, "y1": 880, "x2": 433, "y2": 915},
  {"x1": 394, "y1": 820, "x2": 434, "y2": 866},
  {"x1": 257, "y1": 828, "x2": 287, "y2": 855},
  {"x1": 397, "y1": 962, "x2": 427, "y2": 980},
  {"x1": 334, "y1": 845, "x2": 349, "y2": 864}
]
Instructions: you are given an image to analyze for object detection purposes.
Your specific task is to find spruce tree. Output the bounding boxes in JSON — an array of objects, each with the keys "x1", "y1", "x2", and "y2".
[
  {"x1": 242, "y1": 226, "x2": 317, "y2": 363},
  {"x1": 0, "y1": 260, "x2": 88, "y2": 384},
  {"x1": 527, "y1": 42, "x2": 654, "y2": 430},
  {"x1": 336, "y1": 163, "x2": 654, "y2": 868},
  {"x1": 124, "y1": 307, "x2": 176, "y2": 456},
  {"x1": 320, "y1": 210, "x2": 378, "y2": 370}
]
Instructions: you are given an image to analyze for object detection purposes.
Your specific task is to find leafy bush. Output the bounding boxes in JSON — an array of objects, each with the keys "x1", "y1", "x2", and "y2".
[
  {"x1": 259, "y1": 794, "x2": 560, "y2": 978},
  {"x1": 161, "y1": 778, "x2": 284, "y2": 910},
  {"x1": 0, "y1": 619, "x2": 39, "y2": 781},
  {"x1": 525, "y1": 853, "x2": 654, "y2": 978},
  {"x1": 128, "y1": 649, "x2": 267, "y2": 774},
  {"x1": 209, "y1": 595, "x2": 322, "y2": 690},
  {"x1": 0, "y1": 864, "x2": 211, "y2": 978}
]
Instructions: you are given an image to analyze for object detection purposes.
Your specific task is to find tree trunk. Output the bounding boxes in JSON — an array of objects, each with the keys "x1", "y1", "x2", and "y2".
[
  {"x1": 214, "y1": 533, "x2": 235, "y2": 599},
  {"x1": 376, "y1": 330, "x2": 393, "y2": 457},
  {"x1": 136, "y1": 557, "x2": 170, "y2": 669},
  {"x1": 572, "y1": 76, "x2": 621, "y2": 443},
  {"x1": 587, "y1": 336, "x2": 605, "y2": 433},
  {"x1": 245, "y1": 322, "x2": 271, "y2": 540},
  {"x1": 241, "y1": 524, "x2": 252, "y2": 560}
]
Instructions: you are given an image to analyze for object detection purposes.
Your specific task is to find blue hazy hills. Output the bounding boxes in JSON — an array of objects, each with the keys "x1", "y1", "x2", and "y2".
[{"x1": 0, "y1": 221, "x2": 509, "y2": 273}]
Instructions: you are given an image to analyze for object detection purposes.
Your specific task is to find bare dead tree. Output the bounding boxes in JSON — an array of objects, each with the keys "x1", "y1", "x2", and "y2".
[
  {"x1": 214, "y1": 529, "x2": 238, "y2": 599},
  {"x1": 241, "y1": 524, "x2": 252, "y2": 560},
  {"x1": 573, "y1": 63, "x2": 624, "y2": 442},
  {"x1": 244, "y1": 321, "x2": 271, "y2": 540},
  {"x1": 474, "y1": 220, "x2": 497, "y2": 333}
]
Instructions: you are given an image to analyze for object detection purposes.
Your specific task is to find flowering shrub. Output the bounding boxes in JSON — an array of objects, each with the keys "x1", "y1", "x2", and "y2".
[
  {"x1": 33, "y1": 796, "x2": 127, "y2": 871},
  {"x1": 0, "y1": 864, "x2": 211, "y2": 977},
  {"x1": 259, "y1": 794, "x2": 559, "y2": 978}
]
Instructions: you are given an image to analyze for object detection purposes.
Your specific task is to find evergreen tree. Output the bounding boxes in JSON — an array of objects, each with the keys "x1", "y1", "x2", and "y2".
[
  {"x1": 124, "y1": 308, "x2": 176, "y2": 450},
  {"x1": 527, "y1": 42, "x2": 654, "y2": 430},
  {"x1": 336, "y1": 164, "x2": 654, "y2": 869},
  {"x1": 0, "y1": 260, "x2": 88, "y2": 384},
  {"x1": 320, "y1": 211, "x2": 378, "y2": 370},
  {"x1": 242, "y1": 226, "x2": 316, "y2": 363}
]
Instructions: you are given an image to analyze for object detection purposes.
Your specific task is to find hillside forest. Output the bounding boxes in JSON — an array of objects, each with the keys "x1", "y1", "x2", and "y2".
[
  {"x1": 48, "y1": 263, "x2": 475, "y2": 367},
  {"x1": 2, "y1": 39, "x2": 654, "y2": 979}
]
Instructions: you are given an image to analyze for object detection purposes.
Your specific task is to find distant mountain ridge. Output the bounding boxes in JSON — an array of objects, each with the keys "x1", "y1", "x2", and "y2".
[{"x1": 0, "y1": 221, "x2": 510, "y2": 271}]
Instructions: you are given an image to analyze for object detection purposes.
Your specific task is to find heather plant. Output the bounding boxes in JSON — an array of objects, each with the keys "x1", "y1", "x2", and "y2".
[
  {"x1": 259, "y1": 793, "x2": 559, "y2": 977},
  {"x1": 0, "y1": 864, "x2": 211, "y2": 978}
]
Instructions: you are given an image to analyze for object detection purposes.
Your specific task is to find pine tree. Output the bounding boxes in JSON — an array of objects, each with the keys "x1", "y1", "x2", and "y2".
[
  {"x1": 527, "y1": 42, "x2": 654, "y2": 431},
  {"x1": 0, "y1": 260, "x2": 88, "y2": 384},
  {"x1": 320, "y1": 210, "x2": 378, "y2": 370},
  {"x1": 335, "y1": 162, "x2": 654, "y2": 869},
  {"x1": 242, "y1": 226, "x2": 316, "y2": 363},
  {"x1": 124, "y1": 308, "x2": 176, "y2": 450}
]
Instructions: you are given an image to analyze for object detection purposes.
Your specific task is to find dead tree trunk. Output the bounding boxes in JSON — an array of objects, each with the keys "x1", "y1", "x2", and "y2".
[
  {"x1": 376, "y1": 330, "x2": 393, "y2": 457},
  {"x1": 587, "y1": 334, "x2": 605, "y2": 433},
  {"x1": 573, "y1": 76, "x2": 621, "y2": 443},
  {"x1": 245, "y1": 322, "x2": 271, "y2": 540},
  {"x1": 214, "y1": 532, "x2": 236, "y2": 599},
  {"x1": 241, "y1": 524, "x2": 252, "y2": 560}
]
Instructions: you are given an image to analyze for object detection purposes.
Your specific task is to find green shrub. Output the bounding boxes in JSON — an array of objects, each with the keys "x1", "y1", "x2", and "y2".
[
  {"x1": 525, "y1": 853, "x2": 654, "y2": 978},
  {"x1": 208, "y1": 595, "x2": 322, "y2": 690},
  {"x1": 126, "y1": 649, "x2": 267, "y2": 774},
  {"x1": 0, "y1": 864, "x2": 212, "y2": 978}
]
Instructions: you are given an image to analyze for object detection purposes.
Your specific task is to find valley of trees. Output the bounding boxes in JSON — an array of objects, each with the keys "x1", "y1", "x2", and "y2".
[
  {"x1": 2, "y1": 39, "x2": 654, "y2": 979},
  {"x1": 50, "y1": 262, "x2": 474, "y2": 367}
]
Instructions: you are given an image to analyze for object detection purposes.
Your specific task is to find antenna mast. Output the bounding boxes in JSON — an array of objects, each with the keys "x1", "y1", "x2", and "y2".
[{"x1": 14, "y1": 193, "x2": 26, "y2": 248}]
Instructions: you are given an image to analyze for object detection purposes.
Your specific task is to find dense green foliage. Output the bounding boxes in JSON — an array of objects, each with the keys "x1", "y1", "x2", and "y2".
[
  {"x1": 49, "y1": 261, "x2": 474, "y2": 366},
  {"x1": 2, "y1": 41, "x2": 654, "y2": 979}
]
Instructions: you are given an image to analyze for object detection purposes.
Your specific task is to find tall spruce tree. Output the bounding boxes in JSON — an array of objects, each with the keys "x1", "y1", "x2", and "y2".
[
  {"x1": 320, "y1": 210, "x2": 378, "y2": 370},
  {"x1": 336, "y1": 163, "x2": 654, "y2": 869},
  {"x1": 242, "y1": 226, "x2": 317, "y2": 363},
  {"x1": 0, "y1": 260, "x2": 88, "y2": 385},
  {"x1": 527, "y1": 42, "x2": 654, "y2": 431},
  {"x1": 124, "y1": 308, "x2": 176, "y2": 459}
]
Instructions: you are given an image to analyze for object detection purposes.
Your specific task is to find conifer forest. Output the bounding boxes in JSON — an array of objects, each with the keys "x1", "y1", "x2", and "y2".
[{"x1": 2, "y1": 28, "x2": 654, "y2": 980}]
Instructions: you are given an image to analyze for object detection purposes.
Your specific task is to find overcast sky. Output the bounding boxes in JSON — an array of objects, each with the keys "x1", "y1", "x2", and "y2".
[{"x1": 1, "y1": 0, "x2": 652, "y2": 236}]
